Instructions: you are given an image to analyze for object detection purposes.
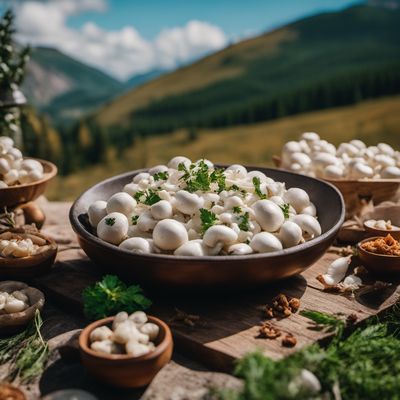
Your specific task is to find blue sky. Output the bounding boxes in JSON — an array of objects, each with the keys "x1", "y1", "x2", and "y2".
[{"x1": 1, "y1": 0, "x2": 363, "y2": 80}]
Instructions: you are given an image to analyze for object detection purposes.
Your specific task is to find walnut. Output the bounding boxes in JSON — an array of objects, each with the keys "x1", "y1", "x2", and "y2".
[
  {"x1": 282, "y1": 333, "x2": 297, "y2": 347},
  {"x1": 257, "y1": 322, "x2": 281, "y2": 339},
  {"x1": 263, "y1": 294, "x2": 300, "y2": 319},
  {"x1": 288, "y1": 298, "x2": 300, "y2": 312}
]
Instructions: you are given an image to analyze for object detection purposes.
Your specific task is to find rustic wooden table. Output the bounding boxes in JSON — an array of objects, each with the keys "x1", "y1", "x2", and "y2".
[{"x1": 2, "y1": 198, "x2": 399, "y2": 399}]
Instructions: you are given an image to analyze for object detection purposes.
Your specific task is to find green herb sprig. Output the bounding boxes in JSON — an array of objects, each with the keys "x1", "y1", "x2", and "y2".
[
  {"x1": 134, "y1": 189, "x2": 161, "y2": 205},
  {"x1": 154, "y1": 171, "x2": 169, "y2": 181},
  {"x1": 83, "y1": 275, "x2": 152, "y2": 320},
  {"x1": 199, "y1": 208, "x2": 218, "y2": 235},
  {"x1": 279, "y1": 203, "x2": 291, "y2": 219},
  {"x1": 105, "y1": 217, "x2": 115, "y2": 226},
  {"x1": 131, "y1": 215, "x2": 139, "y2": 225},
  {"x1": 252, "y1": 177, "x2": 267, "y2": 199},
  {"x1": 237, "y1": 212, "x2": 250, "y2": 232}
]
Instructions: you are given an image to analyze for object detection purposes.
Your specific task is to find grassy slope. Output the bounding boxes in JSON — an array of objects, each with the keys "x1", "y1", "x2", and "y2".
[
  {"x1": 47, "y1": 95, "x2": 400, "y2": 200},
  {"x1": 95, "y1": 5, "x2": 400, "y2": 128}
]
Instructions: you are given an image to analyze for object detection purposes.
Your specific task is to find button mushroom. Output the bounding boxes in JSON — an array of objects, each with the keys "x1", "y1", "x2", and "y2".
[
  {"x1": 119, "y1": 237, "x2": 153, "y2": 254},
  {"x1": 253, "y1": 200, "x2": 285, "y2": 232},
  {"x1": 107, "y1": 192, "x2": 137, "y2": 216},
  {"x1": 151, "y1": 200, "x2": 173, "y2": 220},
  {"x1": 153, "y1": 219, "x2": 188, "y2": 250},
  {"x1": 278, "y1": 221, "x2": 303, "y2": 248},
  {"x1": 88, "y1": 200, "x2": 108, "y2": 227},
  {"x1": 97, "y1": 212, "x2": 129, "y2": 245},
  {"x1": 203, "y1": 225, "x2": 238, "y2": 248},
  {"x1": 291, "y1": 214, "x2": 322, "y2": 239},
  {"x1": 175, "y1": 190, "x2": 204, "y2": 215},
  {"x1": 250, "y1": 232, "x2": 283, "y2": 253}
]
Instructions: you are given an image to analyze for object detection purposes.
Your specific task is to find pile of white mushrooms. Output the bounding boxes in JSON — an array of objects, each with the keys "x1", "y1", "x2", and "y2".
[
  {"x1": 0, "y1": 231, "x2": 49, "y2": 258},
  {"x1": 0, "y1": 136, "x2": 44, "y2": 188},
  {"x1": 87, "y1": 157, "x2": 322, "y2": 256},
  {"x1": 89, "y1": 311, "x2": 159, "y2": 357},
  {"x1": 280, "y1": 133, "x2": 400, "y2": 180},
  {"x1": 0, "y1": 290, "x2": 30, "y2": 314}
]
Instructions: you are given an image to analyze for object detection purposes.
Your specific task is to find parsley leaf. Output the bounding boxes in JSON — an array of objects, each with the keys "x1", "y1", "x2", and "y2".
[
  {"x1": 131, "y1": 215, "x2": 139, "y2": 225},
  {"x1": 233, "y1": 206, "x2": 242, "y2": 214},
  {"x1": 83, "y1": 275, "x2": 152, "y2": 320},
  {"x1": 238, "y1": 212, "x2": 250, "y2": 231},
  {"x1": 105, "y1": 217, "x2": 115, "y2": 226},
  {"x1": 210, "y1": 168, "x2": 226, "y2": 193},
  {"x1": 279, "y1": 203, "x2": 291, "y2": 219},
  {"x1": 199, "y1": 208, "x2": 218, "y2": 235},
  {"x1": 252, "y1": 177, "x2": 267, "y2": 199},
  {"x1": 134, "y1": 189, "x2": 161, "y2": 205},
  {"x1": 154, "y1": 171, "x2": 169, "y2": 181}
]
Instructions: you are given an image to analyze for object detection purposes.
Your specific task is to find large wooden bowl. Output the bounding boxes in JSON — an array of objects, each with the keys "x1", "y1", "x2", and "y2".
[
  {"x1": 0, "y1": 158, "x2": 57, "y2": 208},
  {"x1": 70, "y1": 166, "x2": 344, "y2": 289},
  {"x1": 79, "y1": 315, "x2": 173, "y2": 388}
]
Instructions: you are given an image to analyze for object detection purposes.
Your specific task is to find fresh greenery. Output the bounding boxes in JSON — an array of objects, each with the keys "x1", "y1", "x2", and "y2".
[
  {"x1": 233, "y1": 206, "x2": 242, "y2": 214},
  {"x1": 252, "y1": 177, "x2": 267, "y2": 199},
  {"x1": 83, "y1": 275, "x2": 152, "y2": 320},
  {"x1": 215, "y1": 306, "x2": 400, "y2": 400},
  {"x1": 131, "y1": 215, "x2": 139, "y2": 225},
  {"x1": 279, "y1": 203, "x2": 291, "y2": 219},
  {"x1": 178, "y1": 161, "x2": 226, "y2": 193},
  {"x1": 134, "y1": 189, "x2": 162, "y2": 205},
  {"x1": 237, "y1": 212, "x2": 250, "y2": 232},
  {"x1": 199, "y1": 208, "x2": 218, "y2": 235},
  {"x1": 105, "y1": 217, "x2": 115, "y2": 226},
  {"x1": 154, "y1": 171, "x2": 169, "y2": 181},
  {"x1": 0, "y1": 310, "x2": 49, "y2": 384}
]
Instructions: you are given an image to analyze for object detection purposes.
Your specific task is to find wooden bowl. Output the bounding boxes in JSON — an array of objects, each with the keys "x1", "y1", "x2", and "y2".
[
  {"x1": 70, "y1": 166, "x2": 345, "y2": 289},
  {"x1": 0, "y1": 281, "x2": 45, "y2": 335},
  {"x1": 0, "y1": 229, "x2": 58, "y2": 279},
  {"x1": 357, "y1": 236, "x2": 400, "y2": 276},
  {"x1": 0, "y1": 158, "x2": 57, "y2": 208},
  {"x1": 363, "y1": 222, "x2": 400, "y2": 241},
  {"x1": 79, "y1": 316, "x2": 173, "y2": 388}
]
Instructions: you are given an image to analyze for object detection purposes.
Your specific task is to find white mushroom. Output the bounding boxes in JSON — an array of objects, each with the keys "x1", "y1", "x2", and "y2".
[
  {"x1": 324, "y1": 165, "x2": 344, "y2": 179},
  {"x1": 119, "y1": 237, "x2": 153, "y2": 254},
  {"x1": 283, "y1": 188, "x2": 310, "y2": 213},
  {"x1": 125, "y1": 341, "x2": 150, "y2": 357},
  {"x1": 133, "y1": 172, "x2": 151, "y2": 184},
  {"x1": 139, "y1": 323, "x2": 159, "y2": 341},
  {"x1": 150, "y1": 200, "x2": 173, "y2": 220},
  {"x1": 203, "y1": 225, "x2": 238, "y2": 248},
  {"x1": 123, "y1": 183, "x2": 140, "y2": 196},
  {"x1": 350, "y1": 162, "x2": 374, "y2": 179},
  {"x1": 0, "y1": 158, "x2": 10, "y2": 175},
  {"x1": 97, "y1": 212, "x2": 129, "y2": 245},
  {"x1": 137, "y1": 211, "x2": 157, "y2": 232},
  {"x1": 252, "y1": 200, "x2": 285, "y2": 232},
  {"x1": 129, "y1": 311, "x2": 148, "y2": 327},
  {"x1": 174, "y1": 240, "x2": 206, "y2": 256},
  {"x1": 381, "y1": 166, "x2": 400, "y2": 179},
  {"x1": 20, "y1": 159, "x2": 43, "y2": 174},
  {"x1": 107, "y1": 192, "x2": 137, "y2": 216},
  {"x1": 175, "y1": 190, "x2": 204, "y2": 215},
  {"x1": 112, "y1": 311, "x2": 129, "y2": 330},
  {"x1": 3, "y1": 169, "x2": 19, "y2": 185},
  {"x1": 90, "y1": 326, "x2": 113, "y2": 342},
  {"x1": 250, "y1": 232, "x2": 283, "y2": 253},
  {"x1": 88, "y1": 200, "x2": 108, "y2": 227},
  {"x1": 291, "y1": 214, "x2": 321, "y2": 239},
  {"x1": 153, "y1": 219, "x2": 188, "y2": 250},
  {"x1": 4, "y1": 296, "x2": 27, "y2": 313},
  {"x1": 278, "y1": 221, "x2": 303, "y2": 248},
  {"x1": 227, "y1": 243, "x2": 253, "y2": 255},
  {"x1": 91, "y1": 339, "x2": 120, "y2": 355},
  {"x1": 168, "y1": 156, "x2": 191, "y2": 170},
  {"x1": 319, "y1": 256, "x2": 351, "y2": 286},
  {"x1": 149, "y1": 165, "x2": 168, "y2": 175},
  {"x1": 225, "y1": 164, "x2": 247, "y2": 179}
]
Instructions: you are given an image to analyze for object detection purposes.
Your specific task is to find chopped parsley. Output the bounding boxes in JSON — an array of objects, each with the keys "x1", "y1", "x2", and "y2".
[
  {"x1": 134, "y1": 189, "x2": 161, "y2": 205},
  {"x1": 210, "y1": 168, "x2": 226, "y2": 193},
  {"x1": 245, "y1": 239, "x2": 251, "y2": 245},
  {"x1": 279, "y1": 203, "x2": 291, "y2": 219},
  {"x1": 199, "y1": 208, "x2": 218, "y2": 235},
  {"x1": 238, "y1": 212, "x2": 250, "y2": 231},
  {"x1": 153, "y1": 171, "x2": 169, "y2": 181},
  {"x1": 252, "y1": 177, "x2": 267, "y2": 199},
  {"x1": 131, "y1": 215, "x2": 139, "y2": 225},
  {"x1": 233, "y1": 206, "x2": 242, "y2": 214},
  {"x1": 105, "y1": 217, "x2": 116, "y2": 226},
  {"x1": 229, "y1": 184, "x2": 240, "y2": 191}
]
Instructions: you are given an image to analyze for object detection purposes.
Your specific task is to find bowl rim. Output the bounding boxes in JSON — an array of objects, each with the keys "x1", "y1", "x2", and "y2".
[
  {"x1": 79, "y1": 315, "x2": 172, "y2": 361},
  {"x1": 70, "y1": 165, "x2": 345, "y2": 262},
  {"x1": 0, "y1": 157, "x2": 57, "y2": 191},
  {"x1": 357, "y1": 236, "x2": 400, "y2": 259},
  {"x1": 363, "y1": 221, "x2": 400, "y2": 233}
]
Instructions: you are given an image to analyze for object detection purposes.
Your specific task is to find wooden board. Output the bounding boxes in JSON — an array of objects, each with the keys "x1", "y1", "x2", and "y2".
[{"x1": 32, "y1": 200, "x2": 400, "y2": 372}]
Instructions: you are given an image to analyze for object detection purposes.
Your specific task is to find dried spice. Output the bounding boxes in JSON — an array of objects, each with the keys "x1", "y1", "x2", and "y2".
[
  {"x1": 257, "y1": 322, "x2": 281, "y2": 339},
  {"x1": 361, "y1": 234, "x2": 400, "y2": 256},
  {"x1": 282, "y1": 333, "x2": 297, "y2": 347}
]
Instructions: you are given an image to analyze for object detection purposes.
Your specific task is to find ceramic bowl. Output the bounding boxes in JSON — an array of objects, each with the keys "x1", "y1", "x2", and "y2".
[
  {"x1": 0, "y1": 281, "x2": 45, "y2": 335},
  {"x1": 0, "y1": 158, "x2": 57, "y2": 208},
  {"x1": 363, "y1": 221, "x2": 400, "y2": 241},
  {"x1": 79, "y1": 315, "x2": 173, "y2": 388},
  {"x1": 357, "y1": 236, "x2": 400, "y2": 276},
  {"x1": 70, "y1": 166, "x2": 345, "y2": 289},
  {"x1": 0, "y1": 228, "x2": 58, "y2": 279}
]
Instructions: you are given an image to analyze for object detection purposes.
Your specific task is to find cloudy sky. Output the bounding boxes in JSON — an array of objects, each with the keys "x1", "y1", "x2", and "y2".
[{"x1": 0, "y1": 0, "x2": 361, "y2": 81}]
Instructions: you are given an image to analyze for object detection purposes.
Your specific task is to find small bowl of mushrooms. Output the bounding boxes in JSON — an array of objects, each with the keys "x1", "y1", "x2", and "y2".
[
  {"x1": 0, "y1": 227, "x2": 58, "y2": 279},
  {"x1": 79, "y1": 311, "x2": 173, "y2": 388},
  {"x1": 0, "y1": 281, "x2": 45, "y2": 335}
]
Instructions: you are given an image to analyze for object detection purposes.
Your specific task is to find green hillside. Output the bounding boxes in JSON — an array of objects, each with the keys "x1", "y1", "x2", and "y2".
[
  {"x1": 94, "y1": 4, "x2": 400, "y2": 132},
  {"x1": 23, "y1": 47, "x2": 123, "y2": 121}
]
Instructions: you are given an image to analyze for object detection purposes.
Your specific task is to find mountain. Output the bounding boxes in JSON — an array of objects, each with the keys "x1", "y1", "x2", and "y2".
[
  {"x1": 22, "y1": 47, "x2": 123, "y2": 121},
  {"x1": 93, "y1": 4, "x2": 400, "y2": 132},
  {"x1": 125, "y1": 69, "x2": 167, "y2": 90}
]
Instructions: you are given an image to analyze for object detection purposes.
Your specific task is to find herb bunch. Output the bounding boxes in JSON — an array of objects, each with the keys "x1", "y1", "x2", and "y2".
[
  {"x1": 134, "y1": 189, "x2": 162, "y2": 205},
  {"x1": 200, "y1": 208, "x2": 218, "y2": 235},
  {"x1": 83, "y1": 275, "x2": 152, "y2": 320}
]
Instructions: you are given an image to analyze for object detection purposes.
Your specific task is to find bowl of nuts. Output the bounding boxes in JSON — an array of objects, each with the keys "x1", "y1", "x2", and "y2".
[
  {"x1": 0, "y1": 227, "x2": 58, "y2": 279},
  {"x1": 0, "y1": 281, "x2": 45, "y2": 335},
  {"x1": 79, "y1": 311, "x2": 173, "y2": 388}
]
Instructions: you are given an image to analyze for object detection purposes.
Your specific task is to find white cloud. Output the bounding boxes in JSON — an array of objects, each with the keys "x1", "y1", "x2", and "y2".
[{"x1": 12, "y1": 0, "x2": 228, "y2": 80}]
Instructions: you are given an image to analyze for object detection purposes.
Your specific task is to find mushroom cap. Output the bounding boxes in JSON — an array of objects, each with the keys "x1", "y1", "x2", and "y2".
[
  {"x1": 283, "y1": 188, "x2": 310, "y2": 213},
  {"x1": 225, "y1": 164, "x2": 247, "y2": 179},
  {"x1": 291, "y1": 214, "x2": 322, "y2": 238},
  {"x1": 252, "y1": 200, "x2": 285, "y2": 232},
  {"x1": 278, "y1": 220, "x2": 303, "y2": 248},
  {"x1": 174, "y1": 239, "x2": 206, "y2": 256},
  {"x1": 203, "y1": 225, "x2": 238, "y2": 247},
  {"x1": 381, "y1": 166, "x2": 400, "y2": 178},
  {"x1": 153, "y1": 219, "x2": 188, "y2": 250},
  {"x1": 88, "y1": 200, "x2": 108, "y2": 227},
  {"x1": 20, "y1": 159, "x2": 44, "y2": 174},
  {"x1": 0, "y1": 158, "x2": 10, "y2": 175},
  {"x1": 228, "y1": 243, "x2": 253, "y2": 255},
  {"x1": 151, "y1": 200, "x2": 173, "y2": 220},
  {"x1": 133, "y1": 172, "x2": 151, "y2": 183},
  {"x1": 250, "y1": 232, "x2": 283, "y2": 253},
  {"x1": 149, "y1": 165, "x2": 168, "y2": 175},
  {"x1": 168, "y1": 156, "x2": 191, "y2": 170},
  {"x1": 97, "y1": 212, "x2": 129, "y2": 245},
  {"x1": 119, "y1": 237, "x2": 153, "y2": 254},
  {"x1": 175, "y1": 190, "x2": 204, "y2": 215},
  {"x1": 107, "y1": 192, "x2": 137, "y2": 216}
]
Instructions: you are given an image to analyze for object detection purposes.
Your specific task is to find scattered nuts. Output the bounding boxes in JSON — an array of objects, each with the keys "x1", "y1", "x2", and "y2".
[
  {"x1": 263, "y1": 293, "x2": 301, "y2": 319},
  {"x1": 282, "y1": 333, "x2": 297, "y2": 347},
  {"x1": 257, "y1": 322, "x2": 281, "y2": 339}
]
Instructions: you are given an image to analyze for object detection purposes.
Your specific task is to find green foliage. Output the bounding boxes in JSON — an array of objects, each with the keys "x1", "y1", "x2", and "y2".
[
  {"x1": 83, "y1": 275, "x2": 152, "y2": 320},
  {"x1": 131, "y1": 215, "x2": 139, "y2": 225},
  {"x1": 252, "y1": 177, "x2": 267, "y2": 199},
  {"x1": 200, "y1": 208, "x2": 218, "y2": 235},
  {"x1": 215, "y1": 307, "x2": 400, "y2": 400},
  {"x1": 134, "y1": 189, "x2": 162, "y2": 205},
  {"x1": 279, "y1": 203, "x2": 291, "y2": 219},
  {"x1": 237, "y1": 212, "x2": 250, "y2": 232},
  {"x1": 154, "y1": 171, "x2": 169, "y2": 181},
  {"x1": 105, "y1": 217, "x2": 115, "y2": 226}
]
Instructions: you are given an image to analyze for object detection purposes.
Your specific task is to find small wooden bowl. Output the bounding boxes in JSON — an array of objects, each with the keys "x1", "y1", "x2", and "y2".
[
  {"x1": 363, "y1": 221, "x2": 400, "y2": 241},
  {"x1": 0, "y1": 158, "x2": 57, "y2": 208},
  {"x1": 79, "y1": 315, "x2": 173, "y2": 388},
  {"x1": 0, "y1": 229, "x2": 58, "y2": 279},
  {"x1": 357, "y1": 236, "x2": 400, "y2": 276},
  {"x1": 0, "y1": 281, "x2": 45, "y2": 335}
]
